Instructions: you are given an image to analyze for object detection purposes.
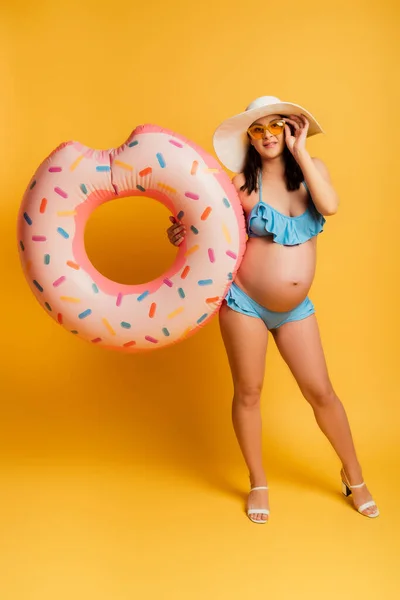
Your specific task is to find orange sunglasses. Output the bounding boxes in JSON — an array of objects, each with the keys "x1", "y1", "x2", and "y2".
[{"x1": 247, "y1": 119, "x2": 286, "y2": 140}]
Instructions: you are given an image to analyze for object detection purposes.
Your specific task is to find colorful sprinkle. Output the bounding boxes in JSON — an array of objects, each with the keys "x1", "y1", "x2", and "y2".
[
  {"x1": 185, "y1": 245, "x2": 199, "y2": 257},
  {"x1": 67, "y1": 260, "x2": 80, "y2": 270},
  {"x1": 191, "y1": 226, "x2": 199, "y2": 234},
  {"x1": 228, "y1": 272, "x2": 233, "y2": 280},
  {"x1": 57, "y1": 313, "x2": 63, "y2": 324},
  {"x1": 114, "y1": 160, "x2": 133, "y2": 171},
  {"x1": 49, "y1": 166, "x2": 62, "y2": 172},
  {"x1": 178, "y1": 287, "x2": 185, "y2": 299},
  {"x1": 123, "y1": 340, "x2": 136, "y2": 347},
  {"x1": 102, "y1": 318, "x2": 116, "y2": 335},
  {"x1": 145, "y1": 336, "x2": 159, "y2": 344},
  {"x1": 149, "y1": 303, "x2": 157, "y2": 318},
  {"x1": 92, "y1": 338, "x2": 102, "y2": 344},
  {"x1": 169, "y1": 139, "x2": 183, "y2": 148},
  {"x1": 204, "y1": 168, "x2": 219, "y2": 174},
  {"x1": 208, "y1": 248, "x2": 215, "y2": 263},
  {"x1": 168, "y1": 307, "x2": 184, "y2": 319},
  {"x1": 157, "y1": 183, "x2": 177, "y2": 194},
  {"x1": 57, "y1": 210, "x2": 77, "y2": 217},
  {"x1": 223, "y1": 197, "x2": 231, "y2": 208},
  {"x1": 33, "y1": 280, "x2": 43, "y2": 292},
  {"x1": 20, "y1": 241, "x2": 25, "y2": 251},
  {"x1": 162, "y1": 328, "x2": 170, "y2": 337},
  {"x1": 163, "y1": 278, "x2": 173, "y2": 287},
  {"x1": 30, "y1": 180, "x2": 37, "y2": 190},
  {"x1": 44, "y1": 254, "x2": 50, "y2": 265},
  {"x1": 23, "y1": 212, "x2": 32, "y2": 225},
  {"x1": 92, "y1": 284, "x2": 99, "y2": 294},
  {"x1": 201, "y1": 207, "x2": 212, "y2": 220},
  {"x1": 128, "y1": 140, "x2": 139, "y2": 147},
  {"x1": 53, "y1": 276, "x2": 66, "y2": 287},
  {"x1": 191, "y1": 161, "x2": 199, "y2": 175},
  {"x1": 116, "y1": 293, "x2": 123, "y2": 307},
  {"x1": 121, "y1": 322, "x2": 131, "y2": 329},
  {"x1": 156, "y1": 153, "x2": 166, "y2": 168},
  {"x1": 32, "y1": 235, "x2": 46, "y2": 242},
  {"x1": 177, "y1": 210, "x2": 185, "y2": 220},
  {"x1": 60, "y1": 296, "x2": 80, "y2": 303},
  {"x1": 40, "y1": 198, "x2": 47, "y2": 213},
  {"x1": 78, "y1": 309, "x2": 92, "y2": 319},
  {"x1": 198, "y1": 279, "x2": 213, "y2": 286},
  {"x1": 197, "y1": 313, "x2": 208, "y2": 324},
  {"x1": 185, "y1": 192, "x2": 199, "y2": 200},
  {"x1": 71, "y1": 330, "x2": 79, "y2": 334},
  {"x1": 139, "y1": 167, "x2": 152, "y2": 177},
  {"x1": 181, "y1": 266, "x2": 190, "y2": 279},
  {"x1": 80, "y1": 184, "x2": 88, "y2": 194},
  {"x1": 96, "y1": 165, "x2": 111, "y2": 172},
  {"x1": 222, "y1": 224, "x2": 231, "y2": 244},
  {"x1": 226, "y1": 250, "x2": 237, "y2": 260},
  {"x1": 57, "y1": 227, "x2": 69, "y2": 239},
  {"x1": 45, "y1": 302, "x2": 52, "y2": 311},
  {"x1": 70, "y1": 155, "x2": 84, "y2": 171},
  {"x1": 54, "y1": 187, "x2": 68, "y2": 198},
  {"x1": 137, "y1": 291, "x2": 150, "y2": 302},
  {"x1": 136, "y1": 185, "x2": 146, "y2": 192},
  {"x1": 206, "y1": 296, "x2": 220, "y2": 304}
]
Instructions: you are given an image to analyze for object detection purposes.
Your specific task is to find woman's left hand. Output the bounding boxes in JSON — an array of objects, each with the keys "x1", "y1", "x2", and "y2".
[{"x1": 284, "y1": 114, "x2": 309, "y2": 159}]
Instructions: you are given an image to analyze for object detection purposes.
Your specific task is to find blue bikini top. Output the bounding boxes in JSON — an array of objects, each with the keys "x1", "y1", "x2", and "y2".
[{"x1": 247, "y1": 172, "x2": 326, "y2": 246}]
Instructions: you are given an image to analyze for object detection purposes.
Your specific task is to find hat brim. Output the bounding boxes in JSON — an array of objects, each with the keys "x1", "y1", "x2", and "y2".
[{"x1": 213, "y1": 101, "x2": 324, "y2": 173}]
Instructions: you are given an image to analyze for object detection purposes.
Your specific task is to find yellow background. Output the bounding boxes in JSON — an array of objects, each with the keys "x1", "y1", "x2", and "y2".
[{"x1": 1, "y1": 0, "x2": 399, "y2": 598}]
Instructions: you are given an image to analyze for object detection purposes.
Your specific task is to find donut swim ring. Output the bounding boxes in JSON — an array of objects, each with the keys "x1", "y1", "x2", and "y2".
[{"x1": 17, "y1": 125, "x2": 246, "y2": 351}]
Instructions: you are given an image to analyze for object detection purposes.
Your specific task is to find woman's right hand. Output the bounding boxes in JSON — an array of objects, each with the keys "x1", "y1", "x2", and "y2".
[{"x1": 167, "y1": 216, "x2": 187, "y2": 246}]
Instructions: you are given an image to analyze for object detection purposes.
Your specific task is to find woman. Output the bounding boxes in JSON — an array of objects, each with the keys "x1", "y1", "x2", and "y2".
[{"x1": 167, "y1": 96, "x2": 379, "y2": 524}]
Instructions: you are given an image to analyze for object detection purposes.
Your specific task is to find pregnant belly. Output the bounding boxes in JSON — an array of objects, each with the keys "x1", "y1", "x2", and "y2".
[{"x1": 235, "y1": 237, "x2": 317, "y2": 312}]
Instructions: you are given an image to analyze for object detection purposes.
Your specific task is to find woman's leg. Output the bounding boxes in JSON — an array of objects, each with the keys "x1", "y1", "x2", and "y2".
[
  {"x1": 219, "y1": 302, "x2": 270, "y2": 521},
  {"x1": 271, "y1": 314, "x2": 377, "y2": 515}
]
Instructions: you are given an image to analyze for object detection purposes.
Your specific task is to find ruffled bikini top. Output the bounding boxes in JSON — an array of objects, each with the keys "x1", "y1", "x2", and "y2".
[{"x1": 247, "y1": 172, "x2": 326, "y2": 246}]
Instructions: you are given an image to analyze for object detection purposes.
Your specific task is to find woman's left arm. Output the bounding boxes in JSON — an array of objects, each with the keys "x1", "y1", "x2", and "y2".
[
  {"x1": 297, "y1": 153, "x2": 339, "y2": 216},
  {"x1": 285, "y1": 114, "x2": 339, "y2": 216}
]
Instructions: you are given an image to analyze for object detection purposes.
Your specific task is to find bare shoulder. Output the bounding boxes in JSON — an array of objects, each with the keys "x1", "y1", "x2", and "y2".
[
  {"x1": 311, "y1": 157, "x2": 331, "y2": 182},
  {"x1": 232, "y1": 172, "x2": 246, "y2": 191}
]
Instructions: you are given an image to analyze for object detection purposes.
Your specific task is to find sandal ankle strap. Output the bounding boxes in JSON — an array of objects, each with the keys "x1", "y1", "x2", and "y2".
[
  {"x1": 348, "y1": 481, "x2": 365, "y2": 489},
  {"x1": 250, "y1": 486, "x2": 269, "y2": 491},
  {"x1": 341, "y1": 469, "x2": 365, "y2": 489}
]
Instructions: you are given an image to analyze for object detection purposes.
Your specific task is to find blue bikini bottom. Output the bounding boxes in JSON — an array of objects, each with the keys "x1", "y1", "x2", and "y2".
[{"x1": 225, "y1": 282, "x2": 315, "y2": 330}]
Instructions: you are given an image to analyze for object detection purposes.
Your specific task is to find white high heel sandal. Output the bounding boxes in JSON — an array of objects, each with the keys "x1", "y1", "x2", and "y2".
[
  {"x1": 247, "y1": 486, "x2": 269, "y2": 524},
  {"x1": 341, "y1": 470, "x2": 379, "y2": 518}
]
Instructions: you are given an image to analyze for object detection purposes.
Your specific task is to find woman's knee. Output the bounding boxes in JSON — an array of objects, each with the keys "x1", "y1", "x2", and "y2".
[
  {"x1": 302, "y1": 382, "x2": 337, "y2": 409},
  {"x1": 234, "y1": 382, "x2": 263, "y2": 408}
]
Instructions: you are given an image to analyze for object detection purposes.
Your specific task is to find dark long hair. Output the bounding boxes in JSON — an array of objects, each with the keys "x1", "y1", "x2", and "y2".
[{"x1": 240, "y1": 119, "x2": 304, "y2": 194}]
